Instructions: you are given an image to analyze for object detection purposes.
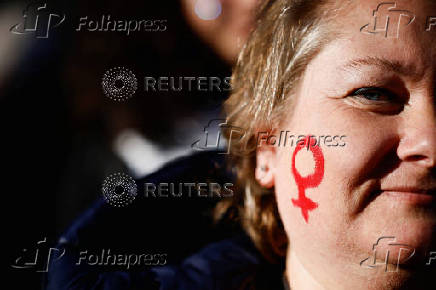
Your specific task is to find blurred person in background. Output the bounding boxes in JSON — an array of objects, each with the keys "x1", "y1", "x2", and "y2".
[{"x1": 56, "y1": 0, "x2": 258, "y2": 234}]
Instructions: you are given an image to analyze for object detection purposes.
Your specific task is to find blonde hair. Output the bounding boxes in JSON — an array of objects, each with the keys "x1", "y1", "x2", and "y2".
[{"x1": 218, "y1": 0, "x2": 339, "y2": 262}]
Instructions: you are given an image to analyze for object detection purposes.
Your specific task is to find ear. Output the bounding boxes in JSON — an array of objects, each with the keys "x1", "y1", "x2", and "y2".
[{"x1": 255, "y1": 136, "x2": 277, "y2": 189}]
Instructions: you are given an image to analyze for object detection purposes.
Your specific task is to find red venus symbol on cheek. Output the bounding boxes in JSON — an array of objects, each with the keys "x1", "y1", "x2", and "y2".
[{"x1": 291, "y1": 135, "x2": 325, "y2": 223}]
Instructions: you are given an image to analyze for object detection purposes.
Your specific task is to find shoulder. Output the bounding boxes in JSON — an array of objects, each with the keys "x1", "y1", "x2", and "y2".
[
  {"x1": 153, "y1": 235, "x2": 285, "y2": 290},
  {"x1": 47, "y1": 151, "x2": 284, "y2": 289}
]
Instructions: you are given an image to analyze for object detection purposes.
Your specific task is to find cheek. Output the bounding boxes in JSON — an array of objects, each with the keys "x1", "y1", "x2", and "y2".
[
  {"x1": 290, "y1": 136, "x2": 325, "y2": 223},
  {"x1": 274, "y1": 136, "x2": 326, "y2": 237},
  {"x1": 274, "y1": 121, "x2": 396, "y2": 241},
  {"x1": 273, "y1": 91, "x2": 407, "y2": 268},
  {"x1": 320, "y1": 115, "x2": 398, "y2": 214}
]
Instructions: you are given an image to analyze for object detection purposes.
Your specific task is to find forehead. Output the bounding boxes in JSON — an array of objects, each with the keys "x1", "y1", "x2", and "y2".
[
  {"x1": 323, "y1": 0, "x2": 436, "y2": 72},
  {"x1": 334, "y1": 0, "x2": 436, "y2": 39},
  {"x1": 339, "y1": 0, "x2": 436, "y2": 23}
]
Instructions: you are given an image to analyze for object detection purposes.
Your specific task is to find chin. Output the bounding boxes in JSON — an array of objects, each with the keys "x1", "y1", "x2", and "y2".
[
  {"x1": 365, "y1": 270, "x2": 434, "y2": 290},
  {"x1": 357, "y1": 198, "x2": 436, "y2": 270}
]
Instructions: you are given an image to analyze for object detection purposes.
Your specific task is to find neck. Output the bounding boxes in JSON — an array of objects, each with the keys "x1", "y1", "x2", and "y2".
[{"x1": 285, "y1": 248, "x2": 325, "y2": 290}]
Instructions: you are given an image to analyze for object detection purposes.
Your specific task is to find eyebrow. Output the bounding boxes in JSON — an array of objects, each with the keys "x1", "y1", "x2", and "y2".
[{"x1": 340, "y1": 57, "x2": 419, "y2": 77}]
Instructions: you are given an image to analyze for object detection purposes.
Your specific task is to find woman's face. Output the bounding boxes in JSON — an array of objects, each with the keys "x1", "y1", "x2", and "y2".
[{"x1": 258, "y1": 0, "x2": 435, "y2": 288}]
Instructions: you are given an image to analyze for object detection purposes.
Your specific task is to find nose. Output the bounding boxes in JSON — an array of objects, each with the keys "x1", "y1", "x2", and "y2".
[{"x1": 397, "y1": 93, "x2": 436, "y2": 168}]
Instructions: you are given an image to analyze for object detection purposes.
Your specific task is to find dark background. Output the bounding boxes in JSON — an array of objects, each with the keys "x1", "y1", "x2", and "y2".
[{"x1": 2, "y1": 0, "x2": 255, "y2": 288}]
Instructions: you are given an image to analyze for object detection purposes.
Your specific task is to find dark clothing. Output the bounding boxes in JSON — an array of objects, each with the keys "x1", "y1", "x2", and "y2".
[
  {"x1": 55, "y1": 0, "x2": 232, "y2": 235},
  {"x1": 46, "y1": 152, "x2": 285, "y2": 289}
]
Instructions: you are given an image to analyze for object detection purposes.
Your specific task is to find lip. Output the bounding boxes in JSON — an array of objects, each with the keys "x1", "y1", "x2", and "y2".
[{"x1": 381, "y1": 190, "x2": 435, "y2": 206}]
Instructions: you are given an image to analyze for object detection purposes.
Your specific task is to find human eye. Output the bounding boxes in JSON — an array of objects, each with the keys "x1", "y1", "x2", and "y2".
[{"x1": 346, "y1": 87, "x2": 405, "y2": 114}]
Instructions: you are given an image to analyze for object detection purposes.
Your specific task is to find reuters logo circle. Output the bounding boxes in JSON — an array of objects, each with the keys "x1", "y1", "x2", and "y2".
[
  {"x1": 102, "y1": 67, "x2": 137, "y2": 102},
  {"x1": 102, "y1": 172, "x2": 137, "y2": 207}
]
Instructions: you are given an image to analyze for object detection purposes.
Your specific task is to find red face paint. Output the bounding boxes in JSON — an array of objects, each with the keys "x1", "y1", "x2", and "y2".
[{"x1": 291, "y1": 135, "x2": 325, "y2": 223}]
